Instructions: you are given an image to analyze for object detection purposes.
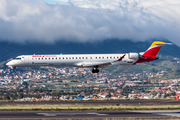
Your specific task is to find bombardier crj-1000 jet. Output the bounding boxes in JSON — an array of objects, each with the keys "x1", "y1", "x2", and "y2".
[{"x1": 6, "y1": 41, "x2": 171, "y2": 73}]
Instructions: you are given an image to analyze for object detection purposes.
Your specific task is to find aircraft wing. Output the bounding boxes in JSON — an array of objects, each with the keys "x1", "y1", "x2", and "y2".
[
  {"x1": 75, "y1": 54, "x2": 126, "y2": 68},
  {"x1": 79, "y1": 62, "x2": 112, "y2": 68}
]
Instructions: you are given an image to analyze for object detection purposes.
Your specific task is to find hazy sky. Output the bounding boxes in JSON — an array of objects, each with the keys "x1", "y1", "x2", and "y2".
[{"x1": 1, "y1": 0, "x2": 180, "y2": 45}]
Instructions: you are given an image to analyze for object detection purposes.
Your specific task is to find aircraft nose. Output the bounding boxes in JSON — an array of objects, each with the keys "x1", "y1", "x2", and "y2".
[
  {"x1": 6, "y1": 62, "x2": 10, "y2": 66},
  {"x1": 6, "y1": 61, "x2": 14, "y2": 67}
]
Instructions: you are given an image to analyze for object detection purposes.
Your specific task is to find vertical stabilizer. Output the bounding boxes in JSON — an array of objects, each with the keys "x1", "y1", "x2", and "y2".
[{"x1": 143, "y1": 41, "x2": 166, "y2": 57}]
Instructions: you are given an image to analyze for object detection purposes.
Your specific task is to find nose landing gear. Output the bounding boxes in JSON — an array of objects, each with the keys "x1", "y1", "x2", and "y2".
[
  {"x1": 13, "y1": 67, "x2": 17, "y2": 72},
  {"x1": 9, "y1": 66, "x2": 17, "y2": 72}
]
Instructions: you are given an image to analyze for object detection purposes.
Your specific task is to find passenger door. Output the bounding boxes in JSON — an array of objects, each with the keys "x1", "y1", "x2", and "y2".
[{"x1": 24, "y1": 56, "x2": 29, "y2": 64}]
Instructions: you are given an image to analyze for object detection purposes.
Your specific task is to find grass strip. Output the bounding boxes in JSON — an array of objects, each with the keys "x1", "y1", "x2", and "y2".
[{"x1": 0, "y1": 104, "x2": 180, "y2": 111}]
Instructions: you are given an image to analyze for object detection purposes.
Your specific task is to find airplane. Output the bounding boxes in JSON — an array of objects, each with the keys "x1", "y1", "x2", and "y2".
[{"x1": 6, "y1": 41, "x2": 172, "y2": 73}]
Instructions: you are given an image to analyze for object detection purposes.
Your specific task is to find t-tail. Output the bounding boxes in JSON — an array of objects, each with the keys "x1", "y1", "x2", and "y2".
[{"x1": 135, "y1": 41, "x2": 172, "y2": 63}]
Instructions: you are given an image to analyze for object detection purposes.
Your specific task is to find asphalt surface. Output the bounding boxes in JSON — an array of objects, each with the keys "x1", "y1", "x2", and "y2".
[
  {"x1": 0, "y1": 100, "x2": 179, "y2": 119},
  {"x1": 0, "y1": 111, "x2": 176, "y2": 119},
  {"x1": 0, "y1": 100, "x2": 180, "y2": 105}
]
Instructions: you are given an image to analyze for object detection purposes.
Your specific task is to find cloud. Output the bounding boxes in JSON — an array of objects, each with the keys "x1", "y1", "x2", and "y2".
[{"x1": 0, "y1": 0, "x2": 180, "y2": 45}]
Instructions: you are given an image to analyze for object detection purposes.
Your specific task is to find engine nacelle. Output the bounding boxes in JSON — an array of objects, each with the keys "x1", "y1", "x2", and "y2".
[{"x1": 128, "y1": 53, "x2": 139, "y2": 59}]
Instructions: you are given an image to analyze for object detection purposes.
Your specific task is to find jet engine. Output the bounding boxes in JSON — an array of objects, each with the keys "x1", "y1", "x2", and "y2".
[{"x1": 128, "y1": 53, "x2": 140, "y2": 59}]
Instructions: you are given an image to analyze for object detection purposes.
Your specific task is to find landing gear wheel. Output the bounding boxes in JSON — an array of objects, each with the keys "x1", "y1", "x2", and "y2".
[{"x1": 92, "y1": 68, "x2": 99, "y2": 73}]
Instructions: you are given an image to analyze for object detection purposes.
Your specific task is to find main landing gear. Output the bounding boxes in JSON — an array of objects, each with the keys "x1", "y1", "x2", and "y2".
[{"x1": 92, "y1": 67, "x2": 99, "y2": 73}]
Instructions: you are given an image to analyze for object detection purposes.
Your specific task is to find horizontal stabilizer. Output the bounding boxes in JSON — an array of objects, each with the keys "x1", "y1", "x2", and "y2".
[{"x1": 155, "y1": 43, "x2": 173, "y2": 46}]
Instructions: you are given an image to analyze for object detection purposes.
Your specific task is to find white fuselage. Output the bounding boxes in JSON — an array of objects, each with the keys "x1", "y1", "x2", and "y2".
[{"x1": 6, "y1": 53, "x2": 139, "y2": 68}]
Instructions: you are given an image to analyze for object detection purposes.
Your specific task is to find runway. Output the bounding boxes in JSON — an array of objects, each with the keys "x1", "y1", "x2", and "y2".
[{"x1": 0, "y1": 110, "x2": 179, "y2": 119}]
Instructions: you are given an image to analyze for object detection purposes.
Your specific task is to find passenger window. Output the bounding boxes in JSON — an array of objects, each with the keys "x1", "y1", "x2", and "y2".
[
  {"x1": 35, "y1": 58, "x2": 37, "y2": 60},
  {"x1": 52, "y1": 58, "x2": 54, "y2": 59},
  {"x1": 99, "y1": 57, "x2": 101, "y2": 59},
  {"x1": 39, "y1": 58, "x2": 40, "y2": 60},
  {"x1": 102, "y1": 57, "x2": 104, "y2": 59},
  {"x1": 69, "y1": 57, "x2": 71, "y2": 59},
  {"x1": 82, "y1": 57, "x2": 84, "y2": 59},
  {"x1": 63, "y1": 57, "x2": 64, "y2": 59},
  {"x1": 79, "y1": 57, "x2": 81, "y2": 59},
  {"x1": 32, "y1": 58, "x2": 34, "y2": 60},
  {"x1": 72, "y1": 57, "x2": 74, "y2": 59},
  {"x1": 76, "y1": 57, "x2": 78, "y2": 59},
  {"x1": 86, "y1": 57, "x2": 88, "y2": 59},
  {"x1": 49, "y1": 58, "x2": 50, "y2": 60},
  {"x1": 90, "y1": 57, "x2": 92, "y2": 59},
  {"x1": 45, "y1": 58, "x2": 47, "y2": 60},
  {"x1": 42, "y1": 58, "x2": 43, "y2": 60},
  {"x1": 56, "y1": 58, "x2": 57, "y2": 59},
  {"x1": 96, "y1": 57, "x2": 97, "y2": 59},
  {"x1": 107, "y1": 57, "x2": 108, "y2": 59},
  {"x1": 114, "y1": 57, "x2": 115, "y2": 59},
  {"x1": 66, "y1": 57, "x2": 68, "y2": 59}
]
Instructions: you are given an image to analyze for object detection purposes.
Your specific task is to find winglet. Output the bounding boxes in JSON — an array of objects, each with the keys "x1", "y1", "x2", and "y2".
[{"x1": 116, "y1": 54, "x2": 126, "y2": 62}]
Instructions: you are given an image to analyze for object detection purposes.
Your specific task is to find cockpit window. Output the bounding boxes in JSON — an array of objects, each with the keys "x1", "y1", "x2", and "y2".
[{"x1": 16, "y1": 58, "x2": 21, "y2": 60}]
